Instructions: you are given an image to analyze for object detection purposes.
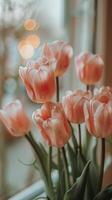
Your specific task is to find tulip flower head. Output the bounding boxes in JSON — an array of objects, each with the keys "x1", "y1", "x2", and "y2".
[
  {"x1": 84, "y1": 88, "x2": 112, "y2": 138},
  {"x1": 75, "y1": 52, "x2": 104, "y2": 85},
  {"x1": 32, "y1": 102, "x2": 71, "y2": 147},
  {"x1": 62, "y1": 90, "x2": 92, "y2": 124},
  {"x1": 43, "y1": 41, "x2": 73, "y2": 76},
  {"x1": 96, "y1": 86, "x2": 112, "y2": 97},
  {"x1": 0, "y1": 100, "x2": 31, "y2": 136},
  {"x1": 19, "y1": 60, "x2": 56, "y2": 103}
]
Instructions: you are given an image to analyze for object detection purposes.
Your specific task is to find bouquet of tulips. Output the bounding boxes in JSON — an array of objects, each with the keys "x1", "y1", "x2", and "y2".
[{"x1": 1, "y1": 41, "x2": 112, "y2": 200}]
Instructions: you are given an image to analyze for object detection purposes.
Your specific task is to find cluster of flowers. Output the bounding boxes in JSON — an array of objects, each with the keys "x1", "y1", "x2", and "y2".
[{"x1": 1, "y1": 41, "x2": 111, "y2": 145}]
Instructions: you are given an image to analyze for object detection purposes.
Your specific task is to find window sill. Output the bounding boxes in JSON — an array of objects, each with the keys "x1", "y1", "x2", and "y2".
[{"x1": 9, "y1": 171, "x2": 58, "y2": 200}]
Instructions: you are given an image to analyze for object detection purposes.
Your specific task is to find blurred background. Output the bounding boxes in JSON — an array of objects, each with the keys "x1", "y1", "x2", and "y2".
[{"x1": 0, "y1": 0, "x2": 112, "y2": 199}]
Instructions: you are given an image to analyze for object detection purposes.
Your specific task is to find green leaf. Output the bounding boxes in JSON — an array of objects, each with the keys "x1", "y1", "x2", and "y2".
[
  {"x1": 93, "y1": 185, "x2": 112, "y2": 200},
  {"x1": 104, "y1": 156, "x2": 112, "y2": 171},
  {"x1": 71, "y1": 132, "x2": 78, "y2": 154},
  {"x1": 38, "y1": 143, "x2": 48, "y2": 158},
  {"x1": 86, "y1": 137, "x2": 98, "y2": 165},
  {"x1": 56, "y1": 149, "x2": 66, "y2": 200},
  {"x1": 69, "y1": 123, "x2": 78, "y2": 154},
  {"x1": 67, "y1": 143, "x2": 77, "y2": 182},
  {"x1": 77, "y1": 150, "x2": 87, "y2": 177},
  {"x1": 67, "y1": 143, "x2": 87, "y2": 184},
  {"x1": 83, "y1": 129, "x2": 91, "y2": 156},
  {"x1": 91, "y1": 138, "x2": 98, "y2": 164},
  {"x1": 107, "y1": 136, "x2": 112, "y2": 146},
  {"x1": 39, "y1": 143, "x2": 57, "y2": 170},
  {"x1": 84, "y1": 163, "x2": 99, "y2": 200},
  {"x1": 25, "y1": 134, "x2": 54, "y2": 199},
  {"x1": 64, "y1": 161, "x2": 91, "y2": 200}
]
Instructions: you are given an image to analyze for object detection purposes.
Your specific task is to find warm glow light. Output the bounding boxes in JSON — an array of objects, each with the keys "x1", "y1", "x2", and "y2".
[
  {"x1": 24, "y1": 19, "x2": 39, "y2": 31},
  {"x1": 18, "y1": 40, "x2": 28, "y2": 50},
  {"x1": 26, "y1": 34, "x2": 40, "y2": 48},
  {"x1": 18, "y1": 41, "x2": 34, "y2": 59}
]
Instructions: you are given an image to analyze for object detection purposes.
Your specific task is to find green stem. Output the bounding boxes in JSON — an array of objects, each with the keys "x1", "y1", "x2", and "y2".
[
  {"x1": 78, "y1": 124, "x2": 82, "y2": 154},
  {"x1": 48, "y1": 146, "x2": 53, "y2": 193},
  {"x1": 56, "y1": 76, "x2": 59, "y2": 102},
  {"x1": 97, "y1": 138, "x2": 105, "y2": 192},
  {"x1": 56, "y1": 76, "x2": 62, "y2": 191},
  {"x1": 56, "y1": 76, "x2": 66, "y2": 196},
  {"x1": 61, "y1": 147, "x2": 70, "y2": 190},
  {"x1": 86, "y1": 85, "x2": 89, "y2": 91},
  {"x1": 69, "y1": 122, "x2": 78, "y2": 154},
  {"x1": 57, "y1": 149, "x2": 63, "y2": 193},
  {"x1": 25, "y1": 134, "x2": 54, "y2": 200},
  {"x1": 86, "y1": 84, "x2": 94, "y2": 95},
  {"x1": 48, "y1": 146, "x2": 52, "y2": 178},
  {"x1": 25, "y1": 134, "x2": 44, "y2": 170}
]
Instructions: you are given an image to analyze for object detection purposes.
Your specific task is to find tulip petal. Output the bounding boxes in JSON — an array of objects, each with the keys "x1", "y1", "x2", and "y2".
[
  {"x1": 75, "y1": 52, "x2": 104, "y2": 84},
  {"x1": 94, "y1": 103, "x2": 112, "y2": 137},
  {"x1": 32, "y1": 102, "x2": 71, "y2": 147},
  {"x1": 0, "y1": 100, "x2": 31, "y2": 136}
]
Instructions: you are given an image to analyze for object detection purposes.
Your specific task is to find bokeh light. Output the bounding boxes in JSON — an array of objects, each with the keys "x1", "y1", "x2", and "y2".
[
  {"x1": 18, "y1": 40, "x2": 34, "y2": 59},
  {"x1": 24, "y1": 19, "x2": 39, "y2": 31},
  {"x1": 18, "y1": 39, "x2": 29, "y2": 50},
  {"x1": 26, "y1": 34, "x2": 40, "y2": 48}
]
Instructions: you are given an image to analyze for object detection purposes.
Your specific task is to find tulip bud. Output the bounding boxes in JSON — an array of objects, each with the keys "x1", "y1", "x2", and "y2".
[
  {"x1": 75, "y1": 52, "x2": 104, "y2": 85},
  {"x1": 43, "y1": 41, "x2": 73, "y2": 76},
  {"x1": 84, "y1": 88, "x2": 112, "y2": 138},
  {"x1": 32, "y1": 102, "x2": 71, "y2": 147},
  {"x1": 62, "y1": 90, "x2": 92, "y2": 124},
  {"x1": 19, "y1": 63, "x2": 56, "y2": 103},
  {"x1": 0, "y1": 100, "x2": 31, "y2": 136}
]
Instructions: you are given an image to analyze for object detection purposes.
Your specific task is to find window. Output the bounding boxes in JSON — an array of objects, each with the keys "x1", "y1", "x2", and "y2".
[{"x1": 0, "y1": 0, "x2": 107, "y2": 199}]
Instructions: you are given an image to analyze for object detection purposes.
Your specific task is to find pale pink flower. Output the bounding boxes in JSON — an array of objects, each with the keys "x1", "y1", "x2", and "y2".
[
  {"x1": 0, "y1": 100, "x2": 31, "y2": 136},
  {"x1": 19, "y1": 62, "x2": 56, "y2": 103},
  {"x1": 43, "y1": 41, "x2": 73, "y2": 76},
  {"x1": 84, "y1": 89, "x2": 112, "y2": 138},
  {"x1": 75, "y1": 52, "x2": 104, "y2": 85},
  {"x1": 32, "y1": 102, "x2": 71, "y2": 147},
  {"x1": 62, "y1": 90, "x2": 92, "y2": 124}
]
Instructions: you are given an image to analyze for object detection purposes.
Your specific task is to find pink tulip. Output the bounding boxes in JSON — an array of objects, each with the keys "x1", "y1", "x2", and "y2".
[
  {"x1": 84, "y1": 89, "x2": 112, "y2": 138},
  {"x1": 62, "y1": 90, "x2": 92, "y2": 124},
  {"x1": 0, "y1": 100, "x2": 31, "y2": 136},
  {"x1": 43, "y1": 41, "x2": 73, "y2": 76},
  {"x1": 19, "y1": 62, "x2": 56, "y2": 103},
  {"x1": 95, "y1": 86, "x2": 112, "y2": 99},
  {"x1": 32, "y1": 102, "x2": 71, "y2": 147},
  {"x1": 75, "y1": 52, "x2": 104, "y2": 85}
]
